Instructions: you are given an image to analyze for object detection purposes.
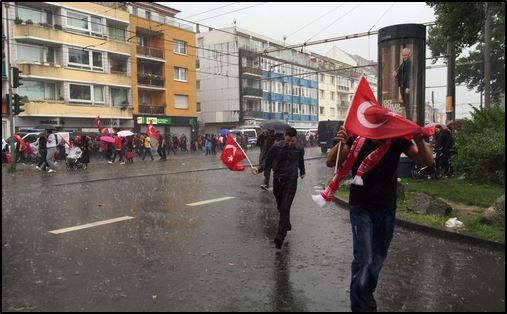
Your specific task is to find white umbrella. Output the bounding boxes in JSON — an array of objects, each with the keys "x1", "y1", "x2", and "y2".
[{"x1": 117, "y1": 130, "x2": 134, "y2": 137}]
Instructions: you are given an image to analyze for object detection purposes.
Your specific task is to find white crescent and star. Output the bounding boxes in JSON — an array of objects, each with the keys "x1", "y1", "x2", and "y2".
[
  {"x1": 224, "y1": 144, "x2": 237, "y2": 162},
  {"x1": 357, "y1": 101, "x2": 387, "y2": 129}
]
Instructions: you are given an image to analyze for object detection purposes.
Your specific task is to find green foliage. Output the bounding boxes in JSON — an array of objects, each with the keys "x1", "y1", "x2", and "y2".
[
  {"x1": 426, "y1": 2, "x2": 505, "y2": 103},
  {"x1": 452, "y1": 106, "x2": 505, "y2": 185}
]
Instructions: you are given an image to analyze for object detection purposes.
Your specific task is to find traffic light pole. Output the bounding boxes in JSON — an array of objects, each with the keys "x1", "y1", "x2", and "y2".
[{"x1": 4, "y1": 2, "x2": 16, "y2": 170}]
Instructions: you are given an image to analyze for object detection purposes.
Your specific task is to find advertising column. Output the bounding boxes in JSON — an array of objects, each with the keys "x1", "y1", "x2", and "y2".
[{"x1": 378, "y1": 24, "x2": 426, "y2": 126}]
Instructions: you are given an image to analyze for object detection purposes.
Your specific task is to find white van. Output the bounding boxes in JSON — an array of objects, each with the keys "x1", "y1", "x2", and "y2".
[{"x1": 229, "y1": 129, "x2": 258, "y2": 147}]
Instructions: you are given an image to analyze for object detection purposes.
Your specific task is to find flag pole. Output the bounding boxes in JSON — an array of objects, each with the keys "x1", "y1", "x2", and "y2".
[{"x1": 231, "y1": 134, "x2": 254, "y2": 168}]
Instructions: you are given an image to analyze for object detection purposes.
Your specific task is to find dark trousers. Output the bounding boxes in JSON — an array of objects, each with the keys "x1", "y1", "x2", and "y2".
[
  {"x1": 400, "y1": 87, "x2": 411, "y2": 120},
  {"x1": 264, "y1": 164, "x2": 272, "y2": 187},
  {"x1": 158, "y1": 146, "x2": 166, "y2": 159},
  {"x1": 272, "y1": 177, "x2": 298, "y2": 240},
  {"x1": 349, "y1": 205, "x2": 395, "y2": 312},
  {"x1": 112, "y1": 149, "x2": 124, "y2": 162},
  {"x1": 37, "y1": 149, "x2": 48, "y2": 169}
]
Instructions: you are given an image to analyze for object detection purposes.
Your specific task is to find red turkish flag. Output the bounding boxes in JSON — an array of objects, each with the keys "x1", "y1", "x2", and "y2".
[
  {"x1": 221, "y1": 133, "x2": 246, "y2": 171},
  {"x1": 95, "y1": 116, "x2": 102, "y2": 133},
  {"x1": 146, "y1": 121, "x2": 160, "y2": 142},
  {"x1": 344, "y1": 76, "x2": 434, "y2": 140}
]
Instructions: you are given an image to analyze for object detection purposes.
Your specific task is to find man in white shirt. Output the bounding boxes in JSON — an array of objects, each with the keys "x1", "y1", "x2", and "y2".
[{"x1": 45, "y1": 129, "x2": 58, "y2": 173}]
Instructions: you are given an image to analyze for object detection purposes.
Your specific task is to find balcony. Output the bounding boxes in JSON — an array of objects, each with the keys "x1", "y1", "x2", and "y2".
[
  {"x1": 137, "y1": 74, "x2": 165, "y2": 88},
  {"x1": 12, "y1": 24, "x2": 131, "y2": 55},
  {"x1": 138, "y1": 105, "x2": 166, "y2": 115},
  {"x1": 243, "y1": 110, "x2": 263, "y2": 118},
  {"x1": 242, "y1": 87, "x2": 263, "y2": 98},
  {"x1": 241, "y1": 66, "x2": 262, "y2": 77},
  {"x1": 136, "y1": 45, "x2": 164, "y2": 60},
  {"x1": 17, "y1": 63, "x2": 131, "y2": 86}
]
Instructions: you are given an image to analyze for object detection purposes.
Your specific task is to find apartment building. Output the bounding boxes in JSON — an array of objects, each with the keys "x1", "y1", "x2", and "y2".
[
  {"x1": 197, "y1": 26, "x2": 319, "y2": 134},
  {"x1": 129, "y1": 3, "x2": 197, "y2": 140},
  {"x1": 5, "y1": 2, "x2": 133, "y2": 132}
]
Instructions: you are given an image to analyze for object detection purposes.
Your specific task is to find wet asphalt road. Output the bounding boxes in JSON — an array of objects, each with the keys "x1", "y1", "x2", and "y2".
[{"x1": 2, "y1": 150, "x2": 505, "y2": 312}]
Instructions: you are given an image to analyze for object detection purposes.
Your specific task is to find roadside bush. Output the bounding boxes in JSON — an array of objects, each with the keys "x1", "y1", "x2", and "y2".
[{"x1": 452, "y1": 105, "x2": 505, "y2": 185}]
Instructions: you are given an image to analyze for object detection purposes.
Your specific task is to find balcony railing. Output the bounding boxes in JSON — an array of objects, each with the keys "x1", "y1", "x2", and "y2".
[
  {"x1": 243, "y1": 110, "x2": 263, "y2": 118},
  {"x1": 138, "y1": 105, "x2": 165, "y2": 114},
  {"x1": 241, "y1": 66, "x2": 262, "y2": 77},
  {"x1": 242, "y1": 87, "x2": 263, "y2": 97},
  {"x1": 137, "y1": 74, "x2": 165, "y2": 87},
  {"x1": 136, "y1": 45, "x2": 164, "y2": 59}
]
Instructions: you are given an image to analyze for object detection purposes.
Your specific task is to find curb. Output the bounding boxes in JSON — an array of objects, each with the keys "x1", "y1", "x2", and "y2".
[{"x1": 332, "y1": 196, "x2": 505, "y2": 252}]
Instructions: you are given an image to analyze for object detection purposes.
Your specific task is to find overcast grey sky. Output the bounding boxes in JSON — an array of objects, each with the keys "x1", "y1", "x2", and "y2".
[{"x1": 164, "y1": 2, "x2": 483, "y2": 118}]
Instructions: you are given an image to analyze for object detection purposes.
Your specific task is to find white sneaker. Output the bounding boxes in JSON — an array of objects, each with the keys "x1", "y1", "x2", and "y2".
[
  {"x1": 48, "y1": 169, "x2": 56, "y2": 173},
  {"x1": 121, "y1": 161, "x2": 125, "y2": 165},
  {"x1": 35, "y1": 166, "x2": 41, "y2": 171},
  {"x1": 108, "y1": 161, "x2": 113, "y2": 164},
  {"x1": 54, "y1": 161, "x2": 58, "y2": 165}
]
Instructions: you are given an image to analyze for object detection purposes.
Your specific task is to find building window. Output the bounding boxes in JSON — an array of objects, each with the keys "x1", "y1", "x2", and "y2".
[
  {"x1": 17, "y1": 5, "x2": 49, "y2": 24},
  {"x1": 196, "y1": 80, "x2": 200, "y2": 90},
  {"x1": 319, "y1": 90, "x2": 325, "y2": 99},
  {"x1": 67, "y1": 10, "x2": 103, "y2": 37},
  {"x1": 111, "y1": 88, "x2": 129, "y2": 106},
  {"x1": 173, "y1": 40, "x2": 187, "y2": 55},
  {"x1": 69, "y1": 84, "x2": 104, "y2": 104},
  {"x1": 175, "y1": 94, "x2": 189, "y2": 109},
  {"x1": 17, "y1": 80, "x2": 56, "y2": 101},
  {"x1": 174, "y1": 67, "x2": 187, "y2": 82},
  {"x1": 331, "y1": 92, "x2": 335, "y2": 101},
  {"x1": 68, "y1": 48, "x2": 103, "y2": 71},
  {"x1": 320, "y1": 107, "x2": 325, "y2": 115},
  {"x1": 197, "y1": 102, "x2": 201, "y2": 112}
]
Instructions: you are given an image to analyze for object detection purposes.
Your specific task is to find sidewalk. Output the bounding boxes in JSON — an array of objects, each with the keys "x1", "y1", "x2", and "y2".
[{"x1": 332, "y1": 195, "x2": 505, "y2": 251}]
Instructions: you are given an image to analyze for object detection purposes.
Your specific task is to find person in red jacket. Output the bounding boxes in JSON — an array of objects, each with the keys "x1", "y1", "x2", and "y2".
[{"x1": 112, "y1": 134, "x2": 125, "y2": 164}]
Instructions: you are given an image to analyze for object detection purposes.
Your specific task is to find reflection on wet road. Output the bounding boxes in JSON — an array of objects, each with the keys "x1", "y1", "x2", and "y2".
[{"x1": 2, "y1": 158, "x2": 505, "y2": 311}]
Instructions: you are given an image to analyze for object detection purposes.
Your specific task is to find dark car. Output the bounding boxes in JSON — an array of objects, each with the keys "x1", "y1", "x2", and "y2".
[{"x1": 317, "y1": 120, "x2": 343, "y2": 153}]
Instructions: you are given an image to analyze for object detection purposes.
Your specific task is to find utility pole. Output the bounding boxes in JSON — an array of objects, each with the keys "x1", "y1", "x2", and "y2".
[
  {"x1": 446, "y1": 41, "x2": 456, "y2": 131},
  {"x1": 4, "y1": 2, "x2": 16, "y2": 171},
  {"x1": 484, "y1": 2, "x2": 492, "y2": 108}
]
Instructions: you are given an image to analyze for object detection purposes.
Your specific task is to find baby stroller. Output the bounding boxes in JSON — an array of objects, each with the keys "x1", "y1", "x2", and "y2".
[{"x1": 66, "y1": 146, "x2": 84, "y2": 170}]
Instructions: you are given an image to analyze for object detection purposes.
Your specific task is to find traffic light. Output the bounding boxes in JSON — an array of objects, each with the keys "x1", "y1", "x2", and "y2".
[
  {"x1": 13, "y1": 94, "x2": 28, "y2": 115},
  {"x1": 12, "y1": 67, "x2": 23, "y2": 88}
]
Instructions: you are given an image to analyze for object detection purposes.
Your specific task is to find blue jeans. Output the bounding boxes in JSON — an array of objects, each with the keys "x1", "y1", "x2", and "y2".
[{"x1": 349, "y1": 204, "x2": 396, "y2": 312}]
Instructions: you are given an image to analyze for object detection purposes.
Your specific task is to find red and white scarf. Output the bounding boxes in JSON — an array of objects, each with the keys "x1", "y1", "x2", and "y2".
[{"x1": 312, "y1": 137, "x2": 392, "y2": 208}]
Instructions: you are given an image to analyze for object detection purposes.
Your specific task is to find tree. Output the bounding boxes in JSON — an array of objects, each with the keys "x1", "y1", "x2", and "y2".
[{"x1": 427, "y1": 2, "x2": 505, "y2": 104}]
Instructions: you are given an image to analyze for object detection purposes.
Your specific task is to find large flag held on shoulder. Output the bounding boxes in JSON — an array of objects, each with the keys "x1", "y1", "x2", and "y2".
[
  {"x1": 221, "y1": 133, "x2": 246, "y2": 171},
  {"x1": 146, "y1": 120, "x2": 160, "y2": 142},
  {"x1": 344, "y1": 76, "x2": 435, "y2": 140},
  {"x1": 312, "y1": 76, "x2": 435, "y2": 208}
]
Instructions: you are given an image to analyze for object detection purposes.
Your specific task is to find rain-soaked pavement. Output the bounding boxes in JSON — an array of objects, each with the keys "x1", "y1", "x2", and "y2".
[{"x1": 2, "y1": 148, "x2": 505, "y2": 311}]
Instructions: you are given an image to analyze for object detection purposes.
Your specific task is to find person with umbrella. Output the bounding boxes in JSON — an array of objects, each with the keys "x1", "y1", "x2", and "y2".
[
  {"x1": 112, "y1": 133, "x2": 125, "y2": 165},
  {"x1": 45, "y1": 128, "x2": 58, "y2": 173},
  {"x1": 257, "y1": 128, "x2": 276, "y2": 191},
  {"x1": 251, "y1": 127, "x2": 306, "y2": 250}
]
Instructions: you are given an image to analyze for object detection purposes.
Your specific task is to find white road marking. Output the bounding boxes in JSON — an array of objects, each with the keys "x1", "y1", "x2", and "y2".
[
  {"x1": 49, "y1": 216, "x2": 135, "y2": 234},
  {"x1": 186, "y1": 196, "x2": 236, "y2": 207}
]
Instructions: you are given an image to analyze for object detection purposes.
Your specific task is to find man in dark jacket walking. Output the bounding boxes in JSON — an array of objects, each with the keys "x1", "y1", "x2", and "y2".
[
  {"x1": 257, "y1": 129, "x2": 276, "y2": 190},
  {"x1": 251, "y1": 127, "x2": 306, "y2": 249}
]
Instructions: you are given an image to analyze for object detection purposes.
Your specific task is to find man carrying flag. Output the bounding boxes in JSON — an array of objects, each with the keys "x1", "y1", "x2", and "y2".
[
  {"x1": 316, "y1": 76, "x2": 433, "y2": 312},
  {"x1": 251, "y1": 127, "x2": 305, "y2": 250}
]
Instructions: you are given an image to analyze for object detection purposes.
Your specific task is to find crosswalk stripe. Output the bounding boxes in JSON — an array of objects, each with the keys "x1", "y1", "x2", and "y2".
[
  {"x1": 186, "y1": 196, "x2": 235, "y2": 206},
  {"x1": 49, "y1": 216, "x2": 134, "y2": 234}
]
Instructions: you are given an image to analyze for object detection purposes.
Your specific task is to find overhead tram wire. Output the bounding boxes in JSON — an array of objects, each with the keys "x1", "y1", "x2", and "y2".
[
  {"x1": 285, "y1": 3, "x2": 347, "y2": 39},
  {"x1": 194, "y1": 2, "x2": 269, "y2": 22},
  {"x1": 181, "y1": 2, "x2": 241, "y2": 19}
]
